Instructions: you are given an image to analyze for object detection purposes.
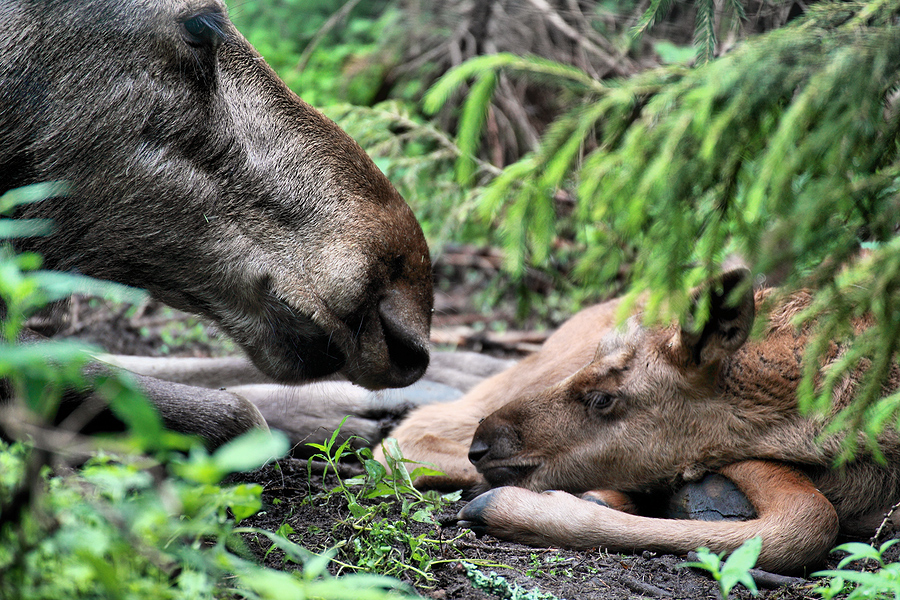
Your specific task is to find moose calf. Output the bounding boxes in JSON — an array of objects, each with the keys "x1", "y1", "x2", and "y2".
[
  {"x1": 0, "y1": 0, "x2": 433, "y2": 446},
  {"x1": 383, "y1": 269, "x2": 900, "y2": 573}
]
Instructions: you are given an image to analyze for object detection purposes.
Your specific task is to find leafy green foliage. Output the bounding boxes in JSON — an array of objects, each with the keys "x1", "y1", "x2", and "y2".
[
  {"x1": 680, "y1": 537, "x2": 762, "y2": 598},
  {"x1": 229, "y1": 0, "x2": 398, "y2": 107},
  {"x1": 632, "y1": 0, "x2": 746, "y2": 63},
  {"x1": 422, "y1": 52, "x2": 606, "y2": 199},
  {"x1": 0, "y1": 436, "x2": 419, "y2": 600},
  {"x1": 303, "y1": 423, "x2": 469, "y2": 584},
  {"x1": 423, "y1": 0, "x2": 900, "y2": 450},
  {"x1": 814, "y1": 540, "x2": 900, "y2": 599},
  {"x1": 464, "y1": 563, "x2": 560, "y2": 600}
]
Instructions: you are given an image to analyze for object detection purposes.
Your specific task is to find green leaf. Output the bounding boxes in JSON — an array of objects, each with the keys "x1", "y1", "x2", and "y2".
[
  {"x1": 693, "y1": 0, "x2": 717, "y2": 65},
  {"x1": 0, "y1": 218, "x2": 55, "y2": 239},
  {"x1": 0, "y1": 181, "x2": 69, "y2": 214},
  {"x1": 719, "y1": 536, "x2": 761, "y2": 596},
  {"x1": 364, "y1": 457, "x2": 388, "y2": 484},
  {"x1": 423, "y1": 53, "x2": 604, "y2": 116},
  {"x1": 380, "y1": 437, "x2": 404, "y2": 463},
  {"x1": 227, "y1": 483, "x2": 264, "y2": 521},
  {"x1": 632, "y1": 0, "x2": 677, "y2": 37},
  {"x1": 833, "y1": 541, "x2": 888, "y2": 568},
  {"x1": 411, "y1": 509, "x2": 435, "y2": 524},
  {"x1": 244, "y1": 527, "x2": 321, "y2": 566},
  {"x1": 31, "y1": 270, "x2": 148, "y2": 304},
  {"x1": 679, "y1": 547, "x2": 723, "y2": 575},
  {"x1": 455, "y1": 71, "x2": 497, "y2": 186},
  {"x1": 213, "y1": 428, "x2": 290, "y2": 474}
]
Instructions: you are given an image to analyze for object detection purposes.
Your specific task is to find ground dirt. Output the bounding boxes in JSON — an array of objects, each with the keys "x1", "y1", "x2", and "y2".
[
  {"x1": 36, "y1": 250, "x2": 900, "y2": 600},
  {"x1": 233, "y1": 459, "x2": 850, "y2": 600}
]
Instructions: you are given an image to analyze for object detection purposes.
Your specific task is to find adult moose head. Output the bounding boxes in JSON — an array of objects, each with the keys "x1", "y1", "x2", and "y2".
[
  {"x1": 384, "y1": 270, "x2": 900, "y2": 573},
  {"x1": 0, "y1": 0, "x2": 433, "y2": 443}
]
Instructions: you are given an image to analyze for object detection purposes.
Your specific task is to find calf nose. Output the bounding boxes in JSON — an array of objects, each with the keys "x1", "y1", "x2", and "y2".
[{"x1": 468, "y1": 438, "x2": 490, "y2": 465}]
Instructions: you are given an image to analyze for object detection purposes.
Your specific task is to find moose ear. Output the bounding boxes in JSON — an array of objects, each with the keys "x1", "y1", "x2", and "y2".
[{"x1": 680, "y1": 268, "x2": 755, "y2": 365}]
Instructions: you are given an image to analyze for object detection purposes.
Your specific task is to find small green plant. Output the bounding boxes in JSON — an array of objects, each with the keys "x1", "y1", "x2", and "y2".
[
  {"x1": 464, "y1": 563, "x2": 560, "y2": 600},
  {"x1": 813, "y1": 540, "x2": 900, "y2": 600},
  {"x1": 680, "y1": 537, "x2": 762, "y2": 598},
  {"x1": 524, "y1": 553, "x2": 574, "y2": 578},
  {"x1": 149, "y1": 316, "x2": 234, "y2": 355},
  {"x1": 525, "y1": 553, "x2": 545, "y2": 577},
  {"x1": 303, "y1": 423, "x2": 469, "y2": 584}
]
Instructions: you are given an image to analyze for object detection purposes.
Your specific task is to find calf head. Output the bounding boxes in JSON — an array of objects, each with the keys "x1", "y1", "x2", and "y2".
[
  {"x1": 468, "y1": 269, "x2": 786, "y2": 494},
  {"x1": 0, "y1": 0, "x2": 432, "y2": 389}
]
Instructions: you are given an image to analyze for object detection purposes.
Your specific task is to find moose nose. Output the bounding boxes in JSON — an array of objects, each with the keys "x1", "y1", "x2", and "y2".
[
  {"x1": 468, "y1": 438, "x2": 490, "y2": 465},
  {"x1": 377, "y1": 292, "x2": 430, "y2": 387}
]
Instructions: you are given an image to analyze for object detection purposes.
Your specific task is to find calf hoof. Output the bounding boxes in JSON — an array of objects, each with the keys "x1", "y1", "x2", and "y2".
[
  {"x1": 667, "y1": 473, "x2": 756, "y2": 521},
  {"x1": 457, "y1": 487, "x2": 502, "y2": 536}
]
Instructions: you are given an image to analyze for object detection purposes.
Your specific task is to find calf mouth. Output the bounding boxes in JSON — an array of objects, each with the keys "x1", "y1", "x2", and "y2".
[{"x1": 480, "y1": 463, "x2": 538, "y2": 488}]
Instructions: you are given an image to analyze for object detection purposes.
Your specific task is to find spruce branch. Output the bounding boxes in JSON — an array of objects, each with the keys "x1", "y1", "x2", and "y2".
[{"x1": 454, "y1": 0, "x2": 900, "y2": 450}]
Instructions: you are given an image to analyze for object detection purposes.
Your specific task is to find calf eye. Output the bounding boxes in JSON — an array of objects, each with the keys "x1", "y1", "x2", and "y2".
[{"x1": 584, "y1": 391, "x2": 615, "y2": 412}]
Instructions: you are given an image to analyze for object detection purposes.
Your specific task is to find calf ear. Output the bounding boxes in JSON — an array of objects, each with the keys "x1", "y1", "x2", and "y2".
[{"x1": 680, "y1": 268, "x2": 755, "y2": 365}]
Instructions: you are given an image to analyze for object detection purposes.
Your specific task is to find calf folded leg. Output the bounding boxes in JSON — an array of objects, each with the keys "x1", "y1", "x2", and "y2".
[{"x1": 458, "y1": 460, "x2": 839, "y2": 574}]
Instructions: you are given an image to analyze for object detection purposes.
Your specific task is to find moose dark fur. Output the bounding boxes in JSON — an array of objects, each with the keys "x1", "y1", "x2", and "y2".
[{"x1": 0, "y1": 0, "x2": 433, "y2": 445}]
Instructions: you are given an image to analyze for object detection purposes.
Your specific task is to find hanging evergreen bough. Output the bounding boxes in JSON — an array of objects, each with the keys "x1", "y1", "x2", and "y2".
[{"x1": 426, "y1": 0, "x2": 900, "y2": 457}]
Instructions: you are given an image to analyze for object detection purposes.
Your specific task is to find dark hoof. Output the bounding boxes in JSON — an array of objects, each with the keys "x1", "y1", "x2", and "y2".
[
  {"x1": 457, "y1": 488, "x2": 502, "y2": 535},
  {"x1": 667, "y1": 473, "x2": 756, "y2": 521},
  {"x1": 581, "y1": 492, "x2": 612, "y2": 508}
]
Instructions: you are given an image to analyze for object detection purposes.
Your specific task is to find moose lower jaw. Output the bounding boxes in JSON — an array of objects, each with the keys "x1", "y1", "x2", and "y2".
[
  {"x1": 242, "y1": 305, "x2": 347, "y2": 384},
  {"x1": 222, "y1": 289, "x2": 430, "y2": 390}
]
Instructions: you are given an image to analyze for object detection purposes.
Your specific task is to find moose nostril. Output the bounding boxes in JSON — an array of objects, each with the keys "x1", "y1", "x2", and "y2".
[
  {"x1": 378, "y1": 297, "x2": 430, "y2": 387},
  {"x1": 468, "y1": 438, "x2": 490, "y2": 465}
]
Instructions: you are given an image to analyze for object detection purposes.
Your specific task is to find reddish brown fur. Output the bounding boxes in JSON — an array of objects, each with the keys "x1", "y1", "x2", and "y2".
[{"x1": 384, "y1": 271, "x2": 900, "y2": 573}]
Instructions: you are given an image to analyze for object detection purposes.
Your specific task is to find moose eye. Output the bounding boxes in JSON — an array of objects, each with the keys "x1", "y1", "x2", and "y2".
[
  {"x1": 584, "y1": 391, "x2": 616, "y2": 412},
  {"x1": 181, "y1": 12, "x2": 226, "y2": 48}
]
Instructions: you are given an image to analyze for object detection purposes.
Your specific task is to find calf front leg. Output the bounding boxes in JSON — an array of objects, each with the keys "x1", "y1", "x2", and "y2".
[{"x1": 457, "y1": 460, "x2": 839, "y2": 574}]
